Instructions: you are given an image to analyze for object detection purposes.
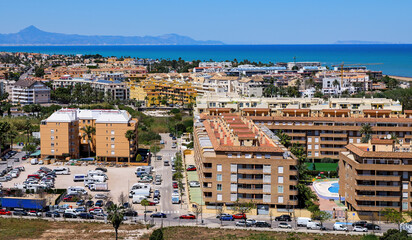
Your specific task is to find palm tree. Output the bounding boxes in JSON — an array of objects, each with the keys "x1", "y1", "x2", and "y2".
[
  {"x1": 332, "y1": 79, "x2": 340, "y2": 93},
  {"x1": 144, "y1": 96, "x2": 149, "y2": 107},
  {"x1": 390, "y1": 132, "x2": 399, "y2": 152},
  {"x1": 125, "y1": 130, "x2": 135, "y2": 163},
  {"x1": 0, "y1": 122, "x2": 11, "y2": 154},
  {"x1": 24, "y1": 120, "x2": 32, "y2": 153},
  {"x1": 360, "y1": 123, "x2": 373, "y2": 143},
  {"x1": 8, "y1": 129, "x2": 18, "y2": 151},
  {"x1": 81, "y1": 125, "x2": 96, "y2": 157},
  {"x1": 107, "y1": 204, "x2": 124, "y2": 240},
  {"x1": 140, "y1": 199, "x2": 150, "y2": 222}
]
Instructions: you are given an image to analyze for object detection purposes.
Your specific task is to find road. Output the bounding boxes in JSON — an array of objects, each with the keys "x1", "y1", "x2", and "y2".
[
  {"x1": 151, "y1": 133, "x2": 182, "y2": 218},
  {"x1": 19, "y1": 66, "x2": 34, "y2": 80}
]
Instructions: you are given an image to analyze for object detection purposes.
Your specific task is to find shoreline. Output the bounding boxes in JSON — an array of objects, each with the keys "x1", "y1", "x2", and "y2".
[{"x1": 389, "y1": 75, "x2": 412, "y2": 82}]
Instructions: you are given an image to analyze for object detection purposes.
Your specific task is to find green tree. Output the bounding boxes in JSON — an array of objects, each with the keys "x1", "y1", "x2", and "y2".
[
  {"x1": 360, "y1": 123, "x2": 373, "y2": 143},
  {"x1": 0, "y1": 122, "x2": 11, "y2": 153},
  {"x1": 311, "y1": 210, "x2": 332, "y2": 229},
  {"x1": 107, "y1": 204, "x2": 124, "y2": 240},
  {"x1": 7, "y1": 129, "x2": 18, "y2": 150},
  {"x1": 382, "y1": 208, "x2": 405, "y2": 230},
  {"x1": 276, "y1": 130, "x2": 291, "y2": 148},
  {"x1": 150, "y1": 144, "x2": 161, "y2": 159},
  {"x1": 81, "y1": 125, "x2": 96, "y2": 157},
  {"x1": 125, "y1": 130, "x2": 136, "y2": 162},
  {"x1": 34, "y1": 66, "x2": 45, "y2": 77},
  {"x1": 136, "y1": 154, "x2": 142, "y2": 162},
  {"x1": 231, "y1": 200, "x2": 256, "y2": 220},
  {"x1": 140, "y1": 199, "x2": 150, "y2": 222},
  {"x1": 149, "y1": 228, "x2": 164, "y2": 240},
  {"x1": 380, "y1": 229, "x2": 410, "y2": 240}
]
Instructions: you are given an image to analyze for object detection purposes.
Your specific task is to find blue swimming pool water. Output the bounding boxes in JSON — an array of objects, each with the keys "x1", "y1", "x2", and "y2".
[{"x1": 328, "y1": 183, "x2": 339, "y2": 193}]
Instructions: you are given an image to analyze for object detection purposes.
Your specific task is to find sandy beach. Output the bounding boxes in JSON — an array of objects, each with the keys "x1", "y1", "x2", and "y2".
[{"x1": 389, "y1": 75, "x2": 412, "y2": 82}]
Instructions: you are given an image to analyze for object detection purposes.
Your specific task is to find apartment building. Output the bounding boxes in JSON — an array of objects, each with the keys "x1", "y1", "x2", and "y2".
[
  {"x1": 195, "y1": 94, "x2": 411, "y2": 161},
  {"x1": 12, "y1": 78, "x2": 50, "y2": 105},
  {"x1": 339, "y1": 140, "x2": 412, "y2": 219},
  {"x1": 41, "y1": 109, "x2": 138, "y2": 163},
  {"x1": 194, "y1": 113, "x2": 298, "y2": 213}
]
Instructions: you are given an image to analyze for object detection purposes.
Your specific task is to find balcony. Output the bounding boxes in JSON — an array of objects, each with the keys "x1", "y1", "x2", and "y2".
[
  {"x1": 355, "y1": 205, "x2": 400, "y2": 211},
  {"x1": 237, "y1": 168, "x2": 263, "y2": 174},
  {"x1": 355, "y1": 185, "x2": 401, "y2": 191},
  {"x1": 355, "y1": 195, "x2": 401, "y2": 201},
  {"x1": 356, "y1": 175, "x2": 401, "y2": 181},
  {"x1": 237, "y1": 188, "x2": 264, "y2": 194},
  {"x1": 237, "y1": 178, "x2": 264, "y2": 184},
  {"x1": 320, "y1": 133, "x2": 348, "y2": 138}
]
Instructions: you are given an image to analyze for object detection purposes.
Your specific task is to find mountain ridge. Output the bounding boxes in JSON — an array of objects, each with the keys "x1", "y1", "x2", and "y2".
[{"x1": 0, "y1": 26, "x2": 224, "y2": 46}]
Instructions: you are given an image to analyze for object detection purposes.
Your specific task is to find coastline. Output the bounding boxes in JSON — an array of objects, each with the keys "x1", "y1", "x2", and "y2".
[{"x1": 389, "y1": 75, "x2": 412, "y2": 82}]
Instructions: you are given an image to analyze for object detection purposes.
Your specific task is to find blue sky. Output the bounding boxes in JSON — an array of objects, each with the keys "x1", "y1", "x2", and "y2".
[{"x1": 0, "y1": 0, "x2": 411, "y2": 44}]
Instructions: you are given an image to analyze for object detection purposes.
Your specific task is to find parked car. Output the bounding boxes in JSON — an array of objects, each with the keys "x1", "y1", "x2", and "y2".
[
  {"x1": 232, "y1": 213, "x2": 246, "y2": 219},
  {"x1": 186, "y1": 165, "x2": 196, "y2": 171},
  {"x1": 278, "y1": 222, "x2": 292, "y2": 229},
  {"x1": 275, "y1": 214, "x2": 292, "y2": 221},
  {"x1": 163, "y1": 160, "x2": 170, "y2": 166},
  {"x1": 27, "y1": 210, "x2": 42, "y2": 217},
  {"x1": 246, "y1": 219, "x2": 257, "y2": 226},
  {"x1": 95, "y1": 167, "x2": 107, "y2": 172},
  {"x1": 95, "y1": 194, "x2": 108, "y2": 200},
  {"x1": 13, "y1": 210, "x2": 28, "y2": 216},
  {"x1": 333, "y1": 223, "x2": 348, "y2": 231},
  {"x1": 365, "y1": 223, "x2": 381, "y2": 230},
  {"x1": 95, "y1": 200, "x2": 104, "y2": 207},
  {"x1": 45, "y1": 211, "x2": 60, "y2": 217},
  {"x1": 86, "y1": 200, "x2": 94, "y2": 207},
  {"x1": 217, "y1": 214, "x2": 234, "y2": 221},
  {"x1": 154, "y1": 190, "x2": 161, "y2": 198},
  {"x1": 352, "y1": 221, "x2": 368, "y2": 227},
  {"x1": 255, "y1": 221, "x2": 271, "y2": 228},
  {"x1": 189, "y1": 181, "x2": 200, "y2": 187},
  {"x1": 353, "y1": 226, "x2": 368, "y2": 232},
  {"x1": 76, "y1": 199, "x2": 85, "y2": 206},
  {"x1": 64, "y1": 213, "x2": 77, "y2": 218},
  {"x1": 78, "y1": 213, "x2": 94, "y2": 219},
  {"x1": 236, "y1": 220, "x2": 252, "y2": 227},
  {"x1": 150, "y1": 212, "x2": 167, "y2": 218},
  {"x1": 124, "y1": 210, "x2": 138, "y2": 217},
  {"x1": 179, "y1": 214, "x2": 196, "y2": 219},
  {"x1": 0, "y1": 209, "x2": 12, "y2": 215},
  {"x1": 172, "y1": 181, "x2": 178, "y2": 188}
]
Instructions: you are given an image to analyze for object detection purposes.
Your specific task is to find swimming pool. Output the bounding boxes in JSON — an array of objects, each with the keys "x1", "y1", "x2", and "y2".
[{"x1": 328, "y1": 183, "x2": 339, "y2": 193}]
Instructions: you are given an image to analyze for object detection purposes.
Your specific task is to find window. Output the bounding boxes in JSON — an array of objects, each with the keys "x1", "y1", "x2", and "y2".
[
  {"x1": 231, "y1": 164, "x2": 237, "y2": 172},
  {"x1": 263, "y1": 184, "x2": 271, "y2": 193},
  {"x1": 256, "y1": 154, "x2": 262, "y2": 159},
  {"x1": 403, "y1": 192, "x2": 408, "y2": 199},
  {"x1": 315, "y1": 138, "x2": 319, "y2": 143},
  {"x1": 315, "y1": 152, "x2": 319, "y2": 157},
  {"x1": 263, "y1": 165, "x2": 271, "y2": 173},
  {"x1": 263, "y1": 175, "x2": 271, "y2": 183},
  {"x1": 217, "y1": 194, "x2": 222, "y2": 201},
  {"x1": 308, "y1": 137, "x2": 312, "y2": 143},
  {"x1": 308, "y1": 152, "x2": 312, "y2": 157},
  {"x1": 217, "y1": 164, "x2": 222, "y2": 172},
  {"x1": 231, "y1": 194, "x2": 237, "y2": 201},
  {"x1": 51, "y1": 129, "x2": 54, "y2": 134},
  {"x1": 278, "y1": 176, "x2": 284, "y2": 184},
  {"x1": 403, "y1": 202, "x2": 408, "y2": 210},
  {"x1": 278, "y1": 166, "x2": 284, "y2": 174},
  {"x1": 217, "y1": 174, "x2": 222, "y2": 181},
  {"x1": 349, "y1": 138, "x2": 354, "y2": 143},
  {"x1": 231, "y1": 184, "x2": 237, "y2": 192},
  {"x1": 51, "y1": 149, "x2": 55, "y2": 154},
  {"x1": 111, "y1": 137, "x2": 115, "y2": 142},
  {"x1": 51, "y1": 136, "x2": 54, "y2": 140},
  {"x1": 231, "y1": 174, "x2": 237, "y2": 182},
  {"x1": 265, "y1": 154, "x2": 271, "y2": 159},
  {"x1": 111, "y1": 130, "x2": 115, "y2": 135},
  {"x1": 263, "y1": 194, "x2": 271, "y2": 203},
  {"x1": 111, "y1": 151, "x2": 115, "y2": 155},
  {"x1": 228, "y1": 153, "x2": 232, "y2": 158},
  {"x1": 403, "y1": 183, "x2": 409, "y2": 190},
  {"x1": 315, "y1": 145, "x2": 319, "y2": 150},
  {"x1": 278, "y1": 196, "x2": 284, "y2": 203},
  {"x1": 111, "y1": 144, "x2": 115, "y2": 149},
  {"x1": 245, "y1": 153, "x2": 252, "y2": 158},
  {"x1": 217, "y1": 184, "x2": 222, "y2": 191},
  {"x1": 308, "y1": 145, "x2": 312, "y2": 150},
  {"x1": 357, "y1": 139, "x2": 361, "y2": 143},
  {"x1": 278, "y1": 186, "x2": 284, "y2": 193}
]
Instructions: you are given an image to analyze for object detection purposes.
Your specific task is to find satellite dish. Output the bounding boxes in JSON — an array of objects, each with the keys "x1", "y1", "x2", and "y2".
[{"x1": 387, "y1": 134, "x2": 392, "y2": 139}]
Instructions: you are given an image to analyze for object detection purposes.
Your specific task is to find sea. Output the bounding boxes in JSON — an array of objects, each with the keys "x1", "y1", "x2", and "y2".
[{"x1": 1, "y1": 44, "x2": 412, "y2": 77}]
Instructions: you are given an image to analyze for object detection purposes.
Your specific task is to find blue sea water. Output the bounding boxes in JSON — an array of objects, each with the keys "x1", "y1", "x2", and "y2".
[
  {"x1": 328, "y1": 183, "x2": 339, "y2": 194},
  {"x1": 1, "y1": 44, "x2": 412, "y2": 77}
]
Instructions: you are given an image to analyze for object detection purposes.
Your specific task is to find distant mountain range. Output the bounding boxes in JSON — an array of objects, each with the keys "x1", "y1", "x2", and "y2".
[
  {"x1": 0, "y1": 26, "x2": 224, "y2": 46},
  {"x1": 334, "y1": 40, "x2": 394, "y2": 44}
]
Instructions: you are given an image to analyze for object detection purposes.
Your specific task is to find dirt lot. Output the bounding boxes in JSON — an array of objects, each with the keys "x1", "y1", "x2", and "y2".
[{"x1": 2, "y1": 160, "x2": 158, "y2": 211}]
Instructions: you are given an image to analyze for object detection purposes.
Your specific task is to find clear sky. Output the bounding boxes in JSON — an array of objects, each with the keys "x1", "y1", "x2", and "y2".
[{"x1": 1, "y1": 0, "x2": 411, "y2": 44}]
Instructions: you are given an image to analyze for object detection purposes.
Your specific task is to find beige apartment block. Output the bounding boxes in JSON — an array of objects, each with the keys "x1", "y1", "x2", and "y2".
[
  {"x1": 339, "y1": 139, "x2": 412, "y2": 219},
  {"x1": 194, "y1": 113, "x2": 298, "y2": 212},
  {"x1": 41, "y1": 109, "x2": 138, "y2": 163}
]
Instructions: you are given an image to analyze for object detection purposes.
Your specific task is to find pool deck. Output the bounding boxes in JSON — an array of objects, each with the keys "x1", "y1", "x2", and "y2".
[{"x1": 313, "y1": 180, "x2": 342, "y2": 201}]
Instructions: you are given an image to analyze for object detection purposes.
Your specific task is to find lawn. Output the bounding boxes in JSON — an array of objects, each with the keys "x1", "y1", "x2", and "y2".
[{"x1": 305, "y1": 162, "x2": 338, "y2": 172}]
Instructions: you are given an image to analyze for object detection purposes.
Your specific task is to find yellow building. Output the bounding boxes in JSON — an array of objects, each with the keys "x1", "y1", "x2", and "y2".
[
  {"x1": 41, "y1": 109, "x2": 138, "y2": 163},
  {"x1": 129, "y1": 77, "x2": 197, "y2": 106}
]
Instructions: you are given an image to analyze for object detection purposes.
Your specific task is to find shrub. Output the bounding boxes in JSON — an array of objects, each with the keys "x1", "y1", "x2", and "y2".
[{"x1": 149, "y1": 228, "x2": 164, "y2": 240}]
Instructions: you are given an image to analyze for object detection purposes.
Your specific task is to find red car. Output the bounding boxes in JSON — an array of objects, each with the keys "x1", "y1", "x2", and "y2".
[
  {"x1": 172, "y1": 182, "x2": 178, "y2": 188},
  {"x1": 0, "y1": 209, "x2": 12, "y2": 215},
  {"x1": 148, "y1": 201, "x2": 157, "y2": 206},
  {"x1": 186, "y1": 165, "x2": 197, "y2": 171},
  {"x1": 179, "y1": 214, "x2": 196, "y2": 219},
  {"x1": 232, "y1": 213, "x2": 246, "y2": 219},
  {"x1": 63, "y1": 195, "x2": 77, "y2": 202},
  {"x1": 88, "y1": 207, "x2": 102, "y2": 212}
]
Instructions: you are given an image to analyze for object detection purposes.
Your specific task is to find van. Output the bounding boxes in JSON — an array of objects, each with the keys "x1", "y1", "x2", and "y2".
[
  {"x1": 73, "y1": 174, "x2": 86, "y2": 182},
  {"x1": 129, "y1": 189, "x2": 151, "y2": 198},
  {"x1": 307, "y1": 222, "x2": 324, "y2": 230},
  {"x1": 132, "y1": 195, "x2": 147, "y2": 204},
  {"x1": 131, "y1": 183, "x2": 151, "y2": 191},
  {"x1": 297, "y1": 217, "x2": 312, "y2": 227},
  {"x1": 333, "y1": 223, "x2": 348, "y2": 231},
  {"x1": 67, "y1": 186, "x2": 87, "y2": 195},
  {"x1": 30, "y1": 158, "x2": 38, "y2": 165},
  {"x1": 65, "y1": 209, "x2": 77, "y2": 215},
  {"x1": 92, "y1": 175, "x2": 106, "y2": 182},
  {"x1": 54, "y1": 167, "x2": 70, "y2": 175}
]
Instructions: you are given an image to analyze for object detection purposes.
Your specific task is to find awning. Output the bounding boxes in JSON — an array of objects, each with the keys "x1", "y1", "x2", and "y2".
[{"x1": 30, "y1": 150, "x2": 41, "y2": 156}]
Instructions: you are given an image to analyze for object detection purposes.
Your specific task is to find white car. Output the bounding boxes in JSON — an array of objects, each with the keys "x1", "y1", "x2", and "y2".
[
  {"x1": 278, "y1": 222, "x2": 292, "y2": 228},
  {"x1": 353, "y1": 226, "x2": 368, "y2": 232},
  {"x1": 189, "y1": 181, "x2": 200, "y2": 187},
  {"x1": 153, "y1": 198, "x2": 159, "y2": 204},
  {"x1": 246, "y1": 219, "x2": 257, "y2": 225}
]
